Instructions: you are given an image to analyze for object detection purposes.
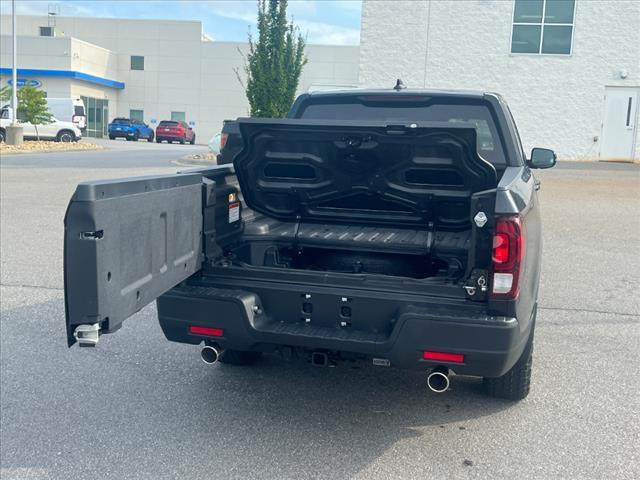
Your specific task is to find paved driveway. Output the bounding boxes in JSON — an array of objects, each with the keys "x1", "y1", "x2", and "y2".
[{"x1": 1, "y1": 149, "x2": 638, "y2": 480}]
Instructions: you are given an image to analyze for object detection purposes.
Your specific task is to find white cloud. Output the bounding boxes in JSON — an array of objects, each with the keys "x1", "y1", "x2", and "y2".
[
  {"x1": 199, "y1": 0, "x2": 359, "y2": 45},
  {"x1": 297, "y1": 19, "x2": 359, "y2": 45}
]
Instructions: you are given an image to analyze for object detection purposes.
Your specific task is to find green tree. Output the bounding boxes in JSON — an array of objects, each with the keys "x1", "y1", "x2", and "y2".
[
  {"x1": 0, "y1": 85, "x2": 10, "y2": 103},
  {"x1": 16, "y1": 86, "x2": 53, "y2": 140},
  {"x1": 242, "y1": 0, "x2": 307, "y2": 117}
]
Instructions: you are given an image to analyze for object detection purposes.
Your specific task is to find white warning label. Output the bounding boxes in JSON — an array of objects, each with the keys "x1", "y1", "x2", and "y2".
[{"x1": 228, "y1": 202, "x2": 240, "y2": 223}]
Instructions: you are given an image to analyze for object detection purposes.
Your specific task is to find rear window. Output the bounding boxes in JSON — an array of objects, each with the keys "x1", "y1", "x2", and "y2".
[
  {"x1": 159, "y1": 121, "x2": 179, "y2": 127},
  {"x1": 112, "y1": 118, "x2": 130, "y2": 125},
  {"x1": 74, "y1": 106, "x2": 85, "y2": 116},
  {"x1": 296, "y1": 97, "x2": 506, "y2": 167}
]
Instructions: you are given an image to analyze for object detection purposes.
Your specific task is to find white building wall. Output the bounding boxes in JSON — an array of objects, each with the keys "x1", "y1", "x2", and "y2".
[{"x1": 359, "y1": 0, "x2": 640, "y2": 160}]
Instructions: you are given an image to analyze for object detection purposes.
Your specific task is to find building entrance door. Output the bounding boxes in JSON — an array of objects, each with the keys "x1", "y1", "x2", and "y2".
[
  {"x1": 600, "y1": 87, "x2": 639, "y2": 160},
  {"x1": 81, "y1": 96, "x2": 109, "y2": 138}
]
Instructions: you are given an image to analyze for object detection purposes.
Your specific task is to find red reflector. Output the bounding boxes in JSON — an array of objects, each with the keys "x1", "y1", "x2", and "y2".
[
  {"x1": 220, "y1": 133, "x2": 228, "y2": 150},
  {"x1": 189, "y1": 326, "x2": 223, "y2": 337},
  {"x1": 422, "y1": 351, "x2": 465, "y2": 364}
]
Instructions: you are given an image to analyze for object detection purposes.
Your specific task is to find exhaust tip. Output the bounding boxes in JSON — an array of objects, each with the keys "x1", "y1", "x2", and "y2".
[
  {"x1": 201, "y1": 345, "x2": 221, "y2": 364},
  {"x1": 427, "y1": 367, "x2": 450, "y2": 393}
]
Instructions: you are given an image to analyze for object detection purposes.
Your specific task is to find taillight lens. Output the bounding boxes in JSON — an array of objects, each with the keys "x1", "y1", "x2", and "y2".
[
  {"x1": 220, "y1": 133, "x2": 228, "y2": 150},
  {"x1": 490, "y1": 216, "x2": 524, "y2": 299}
]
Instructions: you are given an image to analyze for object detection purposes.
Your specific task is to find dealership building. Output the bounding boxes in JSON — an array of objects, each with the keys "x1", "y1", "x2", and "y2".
[
  {"x1": 1, "y1": 0, "x2": 639, "y2": 160},
  {"x1": 0, "y1": 15, "x2": 359, "y2": 143}
]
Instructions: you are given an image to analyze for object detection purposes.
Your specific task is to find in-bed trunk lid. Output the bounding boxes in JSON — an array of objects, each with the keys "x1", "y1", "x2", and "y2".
[{"x1": 233, "y1": 119, "x2": 497, "y2": 229}]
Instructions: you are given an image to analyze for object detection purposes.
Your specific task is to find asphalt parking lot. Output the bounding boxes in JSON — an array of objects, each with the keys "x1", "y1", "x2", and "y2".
[{"x1": 1, "y1": 143, "x2": 639, "y2": 480}]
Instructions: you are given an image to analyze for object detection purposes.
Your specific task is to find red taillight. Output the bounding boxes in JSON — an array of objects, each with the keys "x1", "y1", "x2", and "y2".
[
  {"x1": 220, "y1": 133, "x2": 228, "y2": 150},
  {"x1": 189, "y1": 326, "x2": 223, "y2": 337},
  {"x1": 422, "y1": 351, "x2": 465, "y2": 364},
  {"x1": 490, "y1": 216, "x2": 524, "y2": 299}
]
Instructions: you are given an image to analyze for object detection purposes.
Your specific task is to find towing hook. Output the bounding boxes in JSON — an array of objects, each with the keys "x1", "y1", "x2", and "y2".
[
  {"x1": 201, "y1": 345, "x2": 223, "y2": 364},
  {"x1": 427, "y1": 366, "x2": 450, "y2": 393}
]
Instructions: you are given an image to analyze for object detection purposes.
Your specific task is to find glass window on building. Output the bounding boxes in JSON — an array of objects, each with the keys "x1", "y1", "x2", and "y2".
[
  {"x1": 511, "y1": 0, "x2": 575, "y2": 55},
  {"x1": 130, "y1": 55, "x2": 145, "y2": 70},
  {"x1": 130, "y1": 109, "x2": 144, "y2": 122},
  {"x1": 81, "y1": 95, "x2": 109, "y2": 138},
  {"x1": 171, "y1": 111, "x2": 186, "y2": 122}
]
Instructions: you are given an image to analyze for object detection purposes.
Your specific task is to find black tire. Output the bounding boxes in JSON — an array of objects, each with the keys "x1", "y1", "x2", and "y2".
[
  {"x1": 189, "y1": 135, "x2": 195, "y2": 145},
  {"x1": 147, "y1": 132, "x2": 154, "y2": 142},
  {"x1": 133, "y1": 132, "x2": 139, "y2": 142},
  {"x1": 218, "y1": 350, "x2": 262, "y2": 366},
  {"x1": 0, "y1": 128, "x2": 6, "y2": 143},
  {"x1": 483, "y1": 323, "x2": 534, "y2": 401},
  {"x1": 109, "y1": 135, "x2": 115, "y2": 140},
  {"x1": 156, "y1": 138, "x2": 162, "y2": 143},
  {"x1": 179, "y1": 137, "x2": 185, "y2": 145},
  {"x1": 56, "y1": 130, "x2": 75, "y2": 143}
]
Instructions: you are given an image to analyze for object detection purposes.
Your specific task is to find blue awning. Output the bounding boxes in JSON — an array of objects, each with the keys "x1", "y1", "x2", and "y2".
[{"x1": 0, "y1": 68, "x2": 125, "y2": 89}]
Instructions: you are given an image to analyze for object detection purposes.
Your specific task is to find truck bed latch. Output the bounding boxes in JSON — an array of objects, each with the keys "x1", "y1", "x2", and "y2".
[
  {"x1": 73, "y1": 323, "x2": 101, "y2": 347},
  {"x1": 464, "y1": 270, "x2": 488, "y2": 301}
]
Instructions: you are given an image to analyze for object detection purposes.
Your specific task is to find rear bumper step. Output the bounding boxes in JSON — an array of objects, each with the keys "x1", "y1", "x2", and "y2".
[{"x1": 157, "y1": 283, "x2": 529, "y2": 377}]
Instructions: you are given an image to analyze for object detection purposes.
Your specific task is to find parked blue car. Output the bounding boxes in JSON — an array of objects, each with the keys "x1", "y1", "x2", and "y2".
[{"x1": 108, "y1": 118, "x2": 154, "y2": 142}]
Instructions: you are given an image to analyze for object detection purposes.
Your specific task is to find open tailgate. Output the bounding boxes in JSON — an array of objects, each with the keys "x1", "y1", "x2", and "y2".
[{"x1": 64, "y1": 173, "x2": 203, "y2": 346}]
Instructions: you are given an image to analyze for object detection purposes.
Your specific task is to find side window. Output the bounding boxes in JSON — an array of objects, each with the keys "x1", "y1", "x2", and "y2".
[
  {"x1": 130, "y1": 55, "x2": 144, "y2": 71},
  {"x1": 511, "y1": 0, "x2": 575, "y2": 55},
  {"x1": 505, "y1": 106, "x2": 527, "y2": 162}
]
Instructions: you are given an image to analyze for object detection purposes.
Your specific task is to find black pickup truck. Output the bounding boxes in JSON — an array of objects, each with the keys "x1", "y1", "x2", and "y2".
[{"x1": 64, "y1": 88, "x2": 555, "y2": 400}]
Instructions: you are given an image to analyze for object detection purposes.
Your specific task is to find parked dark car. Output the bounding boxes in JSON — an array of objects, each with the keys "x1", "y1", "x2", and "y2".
[
  {"x1": 108, "y1": 118, "x2": 154, "y2": 142},
  {"x1": 155, "y1": 120, "x2": 195, "y2": 144},
  {"x1": 64, "y1": 86, "x2": 555, "y2": 401}
]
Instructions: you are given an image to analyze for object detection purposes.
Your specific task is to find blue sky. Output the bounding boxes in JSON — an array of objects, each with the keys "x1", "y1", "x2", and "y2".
[{"x1": 2, "y1": 0, "x2": 362, "y2": 45}]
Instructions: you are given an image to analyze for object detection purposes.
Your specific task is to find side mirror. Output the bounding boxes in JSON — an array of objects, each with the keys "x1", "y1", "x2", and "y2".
[{"x1": 528, "y1": 148, "x2": 556, "y2": 169}]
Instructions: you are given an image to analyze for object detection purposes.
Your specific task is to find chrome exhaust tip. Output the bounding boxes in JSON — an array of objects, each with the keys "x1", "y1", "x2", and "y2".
[
  {"x1": 427, "y1": 366, "x2": 450, "y2": 393},
  {"x1": 201, "y1": 345, "x2": 222, "y2": 364}
]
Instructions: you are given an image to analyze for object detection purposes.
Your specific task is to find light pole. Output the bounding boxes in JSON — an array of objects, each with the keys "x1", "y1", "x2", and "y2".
[{"x1": 6, "y1": 0, "x2": 24, "y2": 145}]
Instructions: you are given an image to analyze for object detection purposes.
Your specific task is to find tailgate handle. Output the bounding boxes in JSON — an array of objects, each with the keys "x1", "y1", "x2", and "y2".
[{"x1": 80, "y1": 230, "x2": 104, "y2": 240}]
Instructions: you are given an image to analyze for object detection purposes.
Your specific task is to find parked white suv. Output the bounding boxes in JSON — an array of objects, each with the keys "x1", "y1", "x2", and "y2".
[{"x1": 0, "y1": 116, "x2": 82, "y2": 143}]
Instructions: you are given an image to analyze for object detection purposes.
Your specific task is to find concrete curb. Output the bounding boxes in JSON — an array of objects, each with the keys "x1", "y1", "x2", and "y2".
[
  {"x1": 597, "y1": 159, "x2": 640, "y2": 165},
  {"x1": 0, "y1": 145, "x2": 106, "y2": 156}
]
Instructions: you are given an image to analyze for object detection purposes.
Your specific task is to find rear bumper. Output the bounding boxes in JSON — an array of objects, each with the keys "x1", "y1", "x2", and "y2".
[
  {"x1": 156, "y1": 133, "x2": 184, "y2": 140},
  {"x1": 109, "y1": 130, "x2": 136, "y2": 138},
  {"x1": 157, "y1": 284, "x2": 533, "y2": 377}
]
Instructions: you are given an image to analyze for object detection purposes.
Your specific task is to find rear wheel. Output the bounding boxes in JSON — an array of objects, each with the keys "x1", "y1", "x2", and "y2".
[
  {"x1": 179, "y1": 137, "x2": 185, "y2": 145},
  {"x1": 156, "y1": 138, "x2": 162, "y2": 143},
  {"x1": 218, "y1": 350, "x2": 262, "y2": 366},
  {"x1": 132, "y1": 132, "x2": 139, "y2": 142},
  {"x1": 189, "y1": 134, "x2": 195, "y2": 145},
  {"x1": 56, "y1": 130, "x2": 75, "y2": 143},
  {"x1": 0, "y1": 128, "x2": 6, "y2": 143},
  {"x1": 147, "y1": 132, "x2": 154, "y2": 142},
  {"x1": 483, "y1": 323, "x2": 534, "y2": 401},
  {"x1": 109, "y1": 135, "x2": 115, "y2": 140}
]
